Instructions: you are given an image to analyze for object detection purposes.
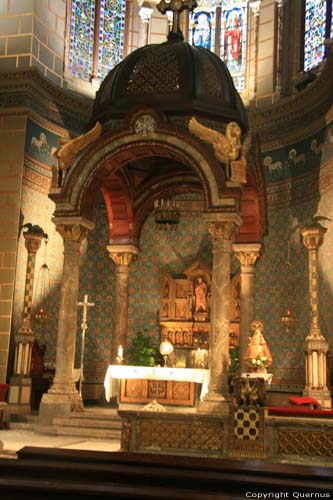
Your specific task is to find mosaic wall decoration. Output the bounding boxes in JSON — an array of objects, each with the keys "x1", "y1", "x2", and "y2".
[
  {"x1": 304, "y1": 0, "x2": 327, "y2": 71},
  {"x1": 220, "y1": 0, "x2": 248, "y2": 91},
  {"x1": 234, "y1": 407, "x2": 260, "y2": 440},
  {"x1": 25, "y1": 119, "x2": 61, "y2": 168},
  {"x1": 256, "y1": 122, "x2": 333, "y2": 387}
]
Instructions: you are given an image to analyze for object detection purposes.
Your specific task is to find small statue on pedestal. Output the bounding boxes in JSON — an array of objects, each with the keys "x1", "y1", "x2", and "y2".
[{"x1": 244, "y1": 320, "x2": 273, "y2": 373}]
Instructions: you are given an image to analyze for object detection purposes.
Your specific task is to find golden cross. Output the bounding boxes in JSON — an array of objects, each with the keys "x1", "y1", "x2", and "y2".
[{"x1": 157, "y1": 0, "x2": 197, "y2": 41}]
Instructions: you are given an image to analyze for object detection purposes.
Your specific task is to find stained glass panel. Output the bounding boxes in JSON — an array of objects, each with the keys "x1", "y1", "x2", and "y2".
[
  {"x1": 189, "y1": 0, "x2": 216, "y2": 52},
  {"x1": 304, "y1": 0, "x2": 327, "y2": 71},
  {"x1": 220, "y1": 0, "x2": 248, "y2": 91},
  {"x1": 69, "y1": 0, "x2": 95, "y2": 81},
  {"x1": 98, "y1": 0, "x2": 126, "y2": 80}
]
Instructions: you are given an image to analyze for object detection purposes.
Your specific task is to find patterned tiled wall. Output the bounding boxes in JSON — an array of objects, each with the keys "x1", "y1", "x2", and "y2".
[{"x1": 256, "y1": 122, "x2": 333, "y2": 387}]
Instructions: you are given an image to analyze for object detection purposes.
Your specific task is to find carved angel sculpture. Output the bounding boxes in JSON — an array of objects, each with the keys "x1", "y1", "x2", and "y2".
[
  {"x1": 188, "y1": 117, "x2": 250, "y2": 182},
  {"x1": 54, "y1": 121, "x2": 102, "y2": 187}
]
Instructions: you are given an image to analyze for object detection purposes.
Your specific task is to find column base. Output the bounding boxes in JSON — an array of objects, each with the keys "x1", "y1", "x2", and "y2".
[
  {"x1": 197, "y1": 390, "x2": 230, "y2": 415},
  {"x1": 39, "y1": 390, "x2": 84, "y2": 426},
  {"x1": 303, "y1": 388, "x2": 331, "y2": 409}
]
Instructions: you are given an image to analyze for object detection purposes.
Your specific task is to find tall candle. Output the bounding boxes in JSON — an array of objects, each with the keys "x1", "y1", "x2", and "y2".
[{"x1": 118, "y1": 345, "x2": 123, "y2": 358}]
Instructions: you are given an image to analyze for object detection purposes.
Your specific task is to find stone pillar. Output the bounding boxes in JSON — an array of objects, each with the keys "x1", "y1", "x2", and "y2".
[
  {"x1": 234, "y1": 243, "x2": 262, "y2": 373},
  {"x1": 199, "y1": 214, "x2": 241, "y2": 413},
  {"x1": 107, "y1": 245, "x2": 139, "y2": 363},
  {"x1": 214, "y1": 0, "x2": 222, "y2": 57},
  {"x1": 274, "y1": 0, "x2": 286, "y2": 96},
  {"x1": 39, "y1": 220, "x2": 94, "y2": 426},
  {"x1": 301, "y1": 224, "x2": 331, "y2": 409},
  {"x1": 139, "y1": 6, "x2": 153, "y2": 46},
  {"x1": 8, "y1": 227, "x2": 45, "y2": 408}
]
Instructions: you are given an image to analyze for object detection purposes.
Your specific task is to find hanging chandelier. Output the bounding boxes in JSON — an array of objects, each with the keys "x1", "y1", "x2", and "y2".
[
  {"x1": 154, "y1": 197, "x2": 180, "y2": 230},
  {"x1": 35, "y1": 235, "x2": 51, "y2": 325}
]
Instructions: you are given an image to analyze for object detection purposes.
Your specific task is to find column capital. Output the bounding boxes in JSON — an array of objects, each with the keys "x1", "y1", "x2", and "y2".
[
  {"x1": 54, "y1": 217, "x2": 94, "y2": 243},
  {"x1": 275, "y1": 0, "x2": 286, "y2": 7},
  {"x1": 107, "y1": 244, "x2": 139, "y2": 266},
  {"x1": 233, "y1": 243, "x2": 263, "y2": 266},
  {"x1": 301, "y1": 224, "x2": 327, "y2": 251},
  {"x1": 203, "y1": 213, "x2": 242, "y2": 242},
  {"x1": 249, "y1": 0, "x2": 261, "y2": 16},
  {"x1": 139, "y1": 6, "x2": 154, "y2": 23}
]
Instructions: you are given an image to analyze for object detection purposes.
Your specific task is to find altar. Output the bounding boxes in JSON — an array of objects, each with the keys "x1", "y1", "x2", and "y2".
[{"x1": 104, "y1": 365, "x2": 209, "y2": 406}]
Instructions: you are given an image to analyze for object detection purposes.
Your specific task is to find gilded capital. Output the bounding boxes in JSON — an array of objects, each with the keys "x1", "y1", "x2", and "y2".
[
  {"x1": 109, "y1": 251, "x2": 137, "y2": 267},
  {"x1": 301, "y1": 225, "x2": 327, "y2": 251},
  {"x1": 235, "y1": 251, "x2": 260, "y2": 266},
  {"x1": 234, "y1": 243, "x2": 262, "y2": 266},
  {"x1": 207, "y1": 221, "x2": 239, "y2": 242},
  {"x1": 107, "y1": 244, "x2": 139, "y2": 266},
  {"x1": 56, "y1": 224, "x2": 89, "y2": 243}
]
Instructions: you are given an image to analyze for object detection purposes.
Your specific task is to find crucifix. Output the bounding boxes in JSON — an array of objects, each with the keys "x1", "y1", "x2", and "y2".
[
  {"x1": 157, "y1": 0, "x2": 197, "y2": 41},
  {"x1": 77, "y1": 294, "x2": 95, "y2": 399}
]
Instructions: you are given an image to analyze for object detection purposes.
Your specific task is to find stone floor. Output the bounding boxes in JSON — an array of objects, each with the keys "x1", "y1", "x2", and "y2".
[{"x1": 0, "y1": 428, "x2": 121, "y2": 458}]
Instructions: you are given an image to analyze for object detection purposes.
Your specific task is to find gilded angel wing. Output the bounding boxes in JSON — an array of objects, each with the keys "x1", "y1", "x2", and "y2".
[
  {"x1": 55, "y1": 121, "x2": 102, "y2": 172},
  {"x1": 188, "y1": 117, "x2": 232, "y2": 164},
  {"x1": 240, "y1": 132, "x2": 251, "y2": 162}
]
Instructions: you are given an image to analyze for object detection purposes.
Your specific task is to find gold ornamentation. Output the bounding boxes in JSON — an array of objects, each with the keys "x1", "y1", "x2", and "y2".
[
  {"x1": 278, "y1": 429, "x2": 333, "y2": 458},
  {"x1": 188, "y1": 117, "x2": 250, "y2": 182},
  {"x1": 54, "y1": 121, "x2": 102, "y2": 186},
  {"x1": 109, "y1": 252, "x2": 137, "y2": 266},
  {"x1": 142, "y1": 400, "x2": 167, "y2": 412},
  {"x1": 235, "y1": 250, "x2": 261, "y2": 266},
  {"x1": 56, "y1": 224, "x2": 89, "y2": 243},
  {"x1": 207, "y1": 221, "x2": 239, "y2": 241},
  {"x1": 301, "y1": 225, "x2": 327, "y2": 251}
]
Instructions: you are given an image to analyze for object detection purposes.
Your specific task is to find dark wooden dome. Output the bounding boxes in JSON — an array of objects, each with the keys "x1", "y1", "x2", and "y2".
[{"x1": 92, "y1": 40, "x2": 248, "y2": 131}]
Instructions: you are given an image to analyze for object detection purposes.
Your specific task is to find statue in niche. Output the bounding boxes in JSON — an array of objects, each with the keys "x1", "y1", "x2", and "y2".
[
  {"x1": 244, "y1": 320, "x2": 272, "y2": 372},
  {"x1": 163, "y1": 281, "x2": 170, "y2": 298},
  {"x1": 194, "y1": 276, "x2": 208, "y2": 312},
  {"x1": 163, "y1": 302, "x2": 169, "y2": 318}
]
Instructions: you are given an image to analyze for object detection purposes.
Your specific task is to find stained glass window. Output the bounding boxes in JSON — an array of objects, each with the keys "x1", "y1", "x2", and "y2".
[
  {"x1": 220, "y1": 0, "x2": 248, "y2": 91},
  {"x1": 189, "y1": 0, "x2": 216, "y2": 52},
  {"x1": 69, "y1": 0, "x2": 95, "y2": 81},
  {"x1": 98, "y1": 0, "x2": 126, "y2": 80},
  {"x1": 68, "y1": 0, "x2": 126, "y2": 83},
  {"x1": 304, "y1": 0, "x2": 327, "y2": 71}
]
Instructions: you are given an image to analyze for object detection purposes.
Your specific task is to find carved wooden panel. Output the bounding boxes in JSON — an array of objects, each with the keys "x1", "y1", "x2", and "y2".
[{"x1": 120, "y1": 378, "x2": 196, "y2": 406}]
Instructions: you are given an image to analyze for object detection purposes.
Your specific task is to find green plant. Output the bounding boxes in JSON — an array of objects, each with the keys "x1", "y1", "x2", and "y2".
[{"x1": 126, "y1": 331, "x2": 163, "y2": 367}]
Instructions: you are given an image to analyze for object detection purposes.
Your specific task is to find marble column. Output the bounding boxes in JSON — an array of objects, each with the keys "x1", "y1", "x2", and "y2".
[
  {"x1": 274, "y1": 0, "x2": 286, "y2": 96},
  {"x1": 8, "y1": 227, "x2": 45, "y2": 407},
  {"x1": 139, "y1": 6, "x2": 153, "y2": 46},
  {"x1": 214, "y1": 0, "x2": 222, "y2": 57},
  {"x1": 301, "y1": 223, "x2": 331, "y2": 409},
  {"x1": 107, "y1": 245, "x2": 139, "y2": 363},
  {"x1": 39, "y1": 219, "x2": 94, "y2": 426},
  {"x1": 234, "y1": 243, "x2": 262, "y2": 373},
  {"x1": 199, "y1": 214, "x2": 241, "y2": 414}
]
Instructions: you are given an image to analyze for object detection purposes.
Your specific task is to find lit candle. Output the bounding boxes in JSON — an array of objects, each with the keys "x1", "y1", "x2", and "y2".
[{"x1": 118, "y1": 345, "x2": 123, "y2": 358}]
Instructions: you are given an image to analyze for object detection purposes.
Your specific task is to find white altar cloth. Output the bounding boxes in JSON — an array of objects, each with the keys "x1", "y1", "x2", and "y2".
[{"x1": 104, "y1": 365, "x2": 210, "y2": 402}]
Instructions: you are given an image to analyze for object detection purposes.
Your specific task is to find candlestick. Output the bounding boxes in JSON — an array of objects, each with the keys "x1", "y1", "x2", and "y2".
[{"x1": 116, "y1": 344, "x2": 124, "y2": 364}]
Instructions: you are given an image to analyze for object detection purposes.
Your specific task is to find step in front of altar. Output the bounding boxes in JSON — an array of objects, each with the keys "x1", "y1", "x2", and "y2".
[{"x1": 50, "y1": 409, "x2": 122, "y2": 439}]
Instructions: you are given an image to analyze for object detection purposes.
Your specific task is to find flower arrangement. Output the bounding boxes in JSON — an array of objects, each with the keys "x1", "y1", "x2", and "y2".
[{"x1": 250, "y1": 354, "x2": 268, "y2": 370}]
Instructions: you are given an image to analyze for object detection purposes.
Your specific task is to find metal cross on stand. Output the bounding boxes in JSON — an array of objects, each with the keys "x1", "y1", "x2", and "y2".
[
  {"x1": 157, "y1": 0, "x2": 197, "y2": 41},
  {"x1": 77, "y1": 294, "x2": 95, "y2": 399}
]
